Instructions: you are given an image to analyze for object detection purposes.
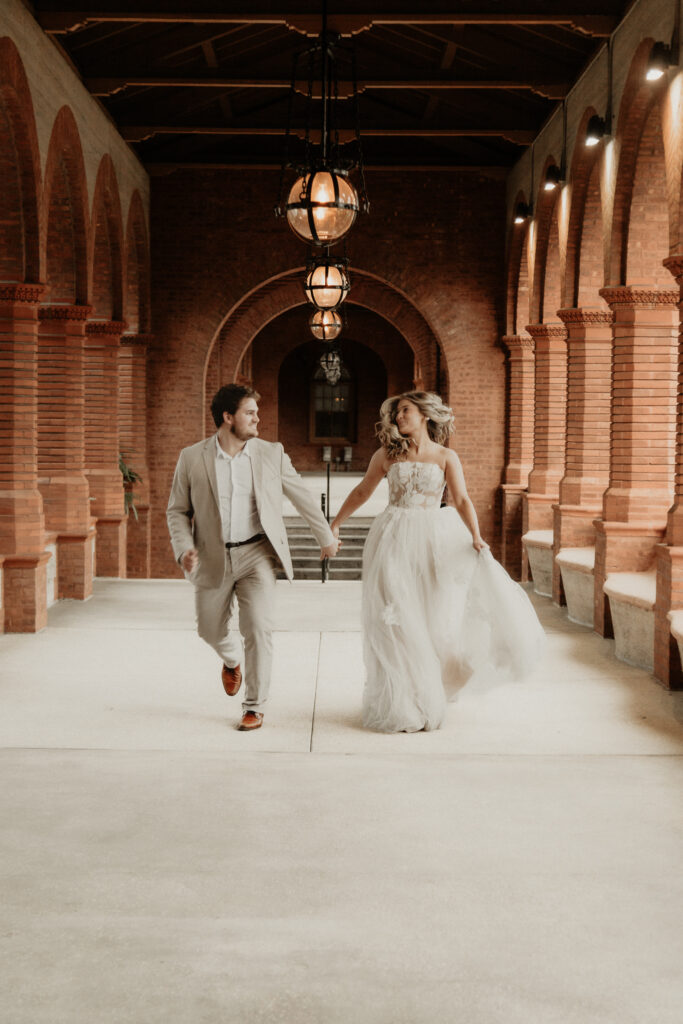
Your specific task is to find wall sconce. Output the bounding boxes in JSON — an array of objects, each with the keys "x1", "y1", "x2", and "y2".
[
  {"x1": 646, "y1": 42, "x2": 673, "y2": 81},
  {"x1": 543, "y1": 165, "x2": 562, "y2": 191},
  {"x1": 514, "y1": 201, "x2": 531, "y2": 224},
  {"x1": 585, "y1": 115, "x2": 607, "y2": 147}
]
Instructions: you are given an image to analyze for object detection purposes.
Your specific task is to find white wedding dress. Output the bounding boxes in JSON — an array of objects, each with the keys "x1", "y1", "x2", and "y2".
[{"x1": 361, "y1": 461, "x2": 545, "y2": 732}]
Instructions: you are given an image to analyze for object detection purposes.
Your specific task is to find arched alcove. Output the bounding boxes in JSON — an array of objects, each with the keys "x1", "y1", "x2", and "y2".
[
  {"x1": 42, "y1": 106, "x2": 89, "y2": 305},
  {"x1": 0, "y1": 37, "x2": 41, "y2": 283},
  {"x1": 610, "y1": 40, "x2": 673, "y2": 286},
  {"x1": 89, "y1": 155, "x2": 124, "y2": 319},
  {"x1": 532, "y1": 158, "x2": 563, "y2": 323}
]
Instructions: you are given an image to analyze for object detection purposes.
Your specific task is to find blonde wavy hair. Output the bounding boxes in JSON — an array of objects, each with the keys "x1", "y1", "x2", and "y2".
[{"x1": 376, "y1": 391, "x2": 455, "y2": 460}]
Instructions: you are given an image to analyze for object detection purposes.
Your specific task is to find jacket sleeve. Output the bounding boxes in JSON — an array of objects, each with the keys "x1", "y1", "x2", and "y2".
[
  {"x1": 166, "y1": 449, "x2": 196, "y2": 563},
  {"x1": 279, "y1": 445, "x2": 335, "y2": 548}
]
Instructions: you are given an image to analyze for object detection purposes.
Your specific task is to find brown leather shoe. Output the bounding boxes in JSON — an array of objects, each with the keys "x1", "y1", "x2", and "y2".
[
  {"x1": 221, "y1": 663, "x2": 242, "y2": 697},
  {"x1": 238, "y1": 711, "x2": 264, "y2": 731}
]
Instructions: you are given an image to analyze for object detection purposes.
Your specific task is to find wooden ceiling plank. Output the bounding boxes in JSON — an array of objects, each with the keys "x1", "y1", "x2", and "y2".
[
  {"x1": 87, "y1": 74, "x2": 569, "y2": 99},
  {"x1": 39, "y1": 10, "x2": 618, "y2": 39},
  {"x1": 120, "y1": 123, "x2": 535, "y2": 143}
]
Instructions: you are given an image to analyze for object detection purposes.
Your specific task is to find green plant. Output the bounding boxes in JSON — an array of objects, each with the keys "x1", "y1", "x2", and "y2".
[{"x1": 119, "y1": 453, "x2": 143, "y2": 520}]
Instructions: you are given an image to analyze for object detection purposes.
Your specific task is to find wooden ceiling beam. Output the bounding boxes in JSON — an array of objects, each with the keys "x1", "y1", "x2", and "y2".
[
  {"x1": 39, "y1": 11, "x2": 617, "y2": 39},
  {"x1": 88, "y1": 75, "x2": 569, "y2": 100},
  {"x1": 121, "y1": 124, "x2": 536, "y2": 145}
]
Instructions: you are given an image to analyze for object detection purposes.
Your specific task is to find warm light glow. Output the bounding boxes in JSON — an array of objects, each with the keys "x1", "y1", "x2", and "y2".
[
  {"x1": 646, "y1": 66, "x2": 665, "y2": 81},
  {"x1": 286, "y1": 172, "x2": 359, "y2": 245},
  {"x1": 544, "y1": 180, "x2": 557, "y2": 191},
  {"x1": 304, "y1": 263, "x2": 349, "y2": 309},
  {"x1": 310, "y1": 309, "x2": 342, "y2": 342}
]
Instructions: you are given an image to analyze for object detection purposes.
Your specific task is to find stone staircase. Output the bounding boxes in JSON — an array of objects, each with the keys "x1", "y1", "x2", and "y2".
[{"x1": 279, "y1": 517, "x2": 374, "y2": 580}]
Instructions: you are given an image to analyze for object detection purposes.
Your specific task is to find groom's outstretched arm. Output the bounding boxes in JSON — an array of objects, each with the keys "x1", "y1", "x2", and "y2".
[{"x1": 278, "y1": 445, "x2": 338, "y2": 555}]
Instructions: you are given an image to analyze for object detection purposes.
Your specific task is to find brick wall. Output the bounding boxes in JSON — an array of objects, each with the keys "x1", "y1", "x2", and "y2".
[{"x1": 149, "y1": 167, "x2": 506, "y2": 576}]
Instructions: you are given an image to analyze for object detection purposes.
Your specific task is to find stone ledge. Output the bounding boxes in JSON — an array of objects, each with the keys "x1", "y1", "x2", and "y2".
[
  {"x1": 556, "y1": 546, "x2": 595, "y2": 573},
  {"x1": 522, "y1": 529, "x2": 554, "y2": 549},
  {"x1": 603, "y1": 570, "x2": 657, "y2": 610}
]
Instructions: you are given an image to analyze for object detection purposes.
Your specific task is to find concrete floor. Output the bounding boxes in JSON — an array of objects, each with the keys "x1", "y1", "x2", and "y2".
[{"x1": 1, "y1": 580, "x2": 683, "y2": 1023}]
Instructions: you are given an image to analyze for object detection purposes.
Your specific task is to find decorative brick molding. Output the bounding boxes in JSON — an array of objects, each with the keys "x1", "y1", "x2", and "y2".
[
  {"x1": 502, "y1": 334, "x2": 534, "y2": 351},
  {"x1": 0, "y1": 283, "x2": 45, "y2": 303},
  {"x1": 39, "y1": 304, "x2": 92, "y2": 320},
  {"x1": 86, "y1": 319, "x2": 127, "y2": 335},
  {"x1": 120, "y1": 333, "x2": 153, "y2": 347},
  {"x1": 524, "y1": 322, "x2": 567, "y2": 340},
  {"x1": 599, "y1": 287, "x2": 679, "y2": 307},
  {"x1": 556, "y1": 308, "x2": 613, "y2": 325}
]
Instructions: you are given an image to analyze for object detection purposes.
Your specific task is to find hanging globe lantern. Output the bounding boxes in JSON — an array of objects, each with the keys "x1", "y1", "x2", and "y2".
[
  {"x1": 286, "y1": 170, "x2": 359, "y2": 246},
  {"x1": 319, "y1": 347, "x2": 342, "y2": 386},
  {"x1": 309, "y1": 308, "x2": 342, "y2": 342},
  {"x1": 304, "y1": 257, "x2": 350, "y2": 310}
]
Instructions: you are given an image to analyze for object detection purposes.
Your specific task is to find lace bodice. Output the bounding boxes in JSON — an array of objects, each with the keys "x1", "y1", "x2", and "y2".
[{"x1": 387, "y1": 461, "x2": 445, "y2": 510}]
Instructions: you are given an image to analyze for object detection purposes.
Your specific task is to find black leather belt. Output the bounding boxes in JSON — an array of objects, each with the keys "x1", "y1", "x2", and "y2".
[{"x1": 225, "y1": 532, "x2": 266, "y2": 550}]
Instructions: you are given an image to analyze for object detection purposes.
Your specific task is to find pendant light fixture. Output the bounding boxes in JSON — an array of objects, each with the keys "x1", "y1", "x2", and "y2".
[
  {"x1": 275, "y1": 0, "x2": 369, "y2": 248},
  {"x1": 304, "y1": 252, "x2": 350, "y2": 310},
  {"x1": 310, "y1": 309, "x2": 342, "y2": 342}
]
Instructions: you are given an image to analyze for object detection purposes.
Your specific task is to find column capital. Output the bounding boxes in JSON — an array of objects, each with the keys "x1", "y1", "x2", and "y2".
[
  {"x1": 556, "y1": 307, "x2": 613, "y2": 326},
  {"x1": 120, "y1": 333, "x2": 153, "y2": 348},
  {"x1": 0, "y1": 282, "x2": 45, "y2": 304},
  {"x1": 599, "y1": 285, "x2": 679, "y2": 308},
  {"x1": 86, "y1": 319, "x2": 127, "y2": 336},
  {"x1": 662, "y1": 254, "x2": 683, "y2": 284},
  {"x1": 502, "y1": 334, "x2": 534, "y2": 352},
  {"x1": 524, "y1": 322, "x2": 567, "y2": 341},
  {"x1": 39, "y1": 304, "x2": 92, "y2": 322}
]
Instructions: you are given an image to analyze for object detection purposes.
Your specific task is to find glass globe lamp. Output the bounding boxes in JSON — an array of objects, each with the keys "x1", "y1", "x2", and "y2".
[
  {"x1": 304, "y1": 260, "x2": 350, "y2": 310},
  {"x1": 309, "y1": 309, "x2": 342, "y2": 342},
  {"x1": 286, "y1": 170, "x2": 359, "y2": 245}
]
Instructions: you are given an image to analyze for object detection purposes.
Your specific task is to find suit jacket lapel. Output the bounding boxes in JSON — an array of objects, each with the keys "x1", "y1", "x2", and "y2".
[
  {"x1": 202, "y1": 436, "x2": 221, "y2": 510},
  {"x1": 250, "y1": 440, "x2": 265, "y2": 516}
]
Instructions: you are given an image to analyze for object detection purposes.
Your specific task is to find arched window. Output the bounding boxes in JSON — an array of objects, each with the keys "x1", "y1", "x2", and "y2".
[{"x1": 310, "y1": 363, "x2": 356, "y2": 443}]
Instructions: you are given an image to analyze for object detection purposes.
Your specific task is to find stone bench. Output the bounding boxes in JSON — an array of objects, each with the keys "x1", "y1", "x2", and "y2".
[
  {"x1": 521, "y1": 529, "x2": 553, "y2": 597},
  {"x1": 668, "y1": 610, "x2": 683, "y2": 675},
  {"x1": 603, "y1": 569, "x2": 657, "y2": 672},
  {"x1": 555, "y1": 547, "x2": 595, "y2": 627}
]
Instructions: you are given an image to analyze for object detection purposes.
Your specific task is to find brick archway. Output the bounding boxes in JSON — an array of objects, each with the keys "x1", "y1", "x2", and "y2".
[
  {"x1": 42, "y1": 106, "x2": 89, "y2": 305},
  {"x1": 89, "y1": 154, "x2": 125, "y2": 320},
  {"x1": 203, "y1": 267, "x2": 448, "y2": 425},
  {"x1": 0, "y1": 37, "x2": 41, "y2": 283},
  {"x1": 531, "y1": 156, "x2": 563, "y2": 323},
  {"x1": 124, "y1": 190, "x2": 150, "y2": 334},
  {"x1": 505, "y1": 190, "x2": 531, "y2": 335},
  {"x1": 565, "y1": 108, "x2": 606, "y2": 308},
  {"x1": 609, "y1": 39, "x2": 672, "y2": 287}
]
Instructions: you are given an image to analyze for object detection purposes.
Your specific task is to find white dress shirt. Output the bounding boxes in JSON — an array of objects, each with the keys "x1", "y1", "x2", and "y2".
[{"x1": 215, "y1": 436, "x2": 263, "y2": 543}]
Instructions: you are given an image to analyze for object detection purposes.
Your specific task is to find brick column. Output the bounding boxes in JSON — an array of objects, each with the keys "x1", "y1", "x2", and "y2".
[
  {"x1": 37, "y1": 305, "x2": 95, "y2": 599},
  {"x1": 523, "y1": 322, "x2": 567, "y2": 530},
  {"x1": 654, "y1": 257, "x2": 683, "y2": 687},
  {"x1": 0, "y1": 283, "x2": 49, "y2": 632},
  {"x1": 84, "y1": 320, "x2": 127, "y2": 577},
  {"x1": 594, "y1": 287, "x2": 678, "y2": 637},
  {"x1": 552, "y1": 308, "x2": 613, "y2": 605},
  {"x1": 119, "y1": 333, "x2": 152, "y2": 578},
  {"x1": 500, "y1": 334, "x2": 534, "y2": 578}
]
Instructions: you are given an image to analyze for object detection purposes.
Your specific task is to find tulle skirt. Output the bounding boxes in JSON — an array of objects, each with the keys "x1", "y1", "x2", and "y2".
[{"x1": 361, "y1": 505, "x2": 545, "y2": 732}]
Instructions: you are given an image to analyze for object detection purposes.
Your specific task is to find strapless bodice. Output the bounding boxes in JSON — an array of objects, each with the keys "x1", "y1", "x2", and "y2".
[{"x1": 387, "y1": 461, "x2": 445, "y2": 510}]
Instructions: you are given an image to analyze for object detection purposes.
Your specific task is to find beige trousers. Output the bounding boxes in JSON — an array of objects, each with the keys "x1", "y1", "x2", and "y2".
[{"x1": 194, "y1": 537, "x2": 278, "y2": 712}]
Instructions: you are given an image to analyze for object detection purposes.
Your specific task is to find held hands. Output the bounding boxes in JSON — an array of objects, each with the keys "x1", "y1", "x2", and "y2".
[
  {"x1": 181, "y1": 548, "x2": 199, "y2": 573},
  {"x1": 320, "y1": 523, "x2": 342, "y2": 561}
]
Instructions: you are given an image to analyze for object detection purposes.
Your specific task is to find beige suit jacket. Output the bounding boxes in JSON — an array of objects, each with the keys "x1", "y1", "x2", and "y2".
[{"x1": 166, "y1": 435, "x2": 335, "y2": 586}]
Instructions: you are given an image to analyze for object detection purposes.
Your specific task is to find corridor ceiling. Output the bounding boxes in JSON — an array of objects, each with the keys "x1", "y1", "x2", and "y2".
[{"x1": 34, "y1": 0, "x2": 631, "y2": 170}]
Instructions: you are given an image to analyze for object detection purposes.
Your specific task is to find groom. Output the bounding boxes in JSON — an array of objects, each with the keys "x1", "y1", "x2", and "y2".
[{"x1": 167, "y1": 384, "x2": 339, "y2": 731}]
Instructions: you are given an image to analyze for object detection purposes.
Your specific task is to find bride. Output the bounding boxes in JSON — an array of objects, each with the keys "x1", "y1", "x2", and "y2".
[{"x1": 330, "y1": 391, "x2": 544, "y2": 733}]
